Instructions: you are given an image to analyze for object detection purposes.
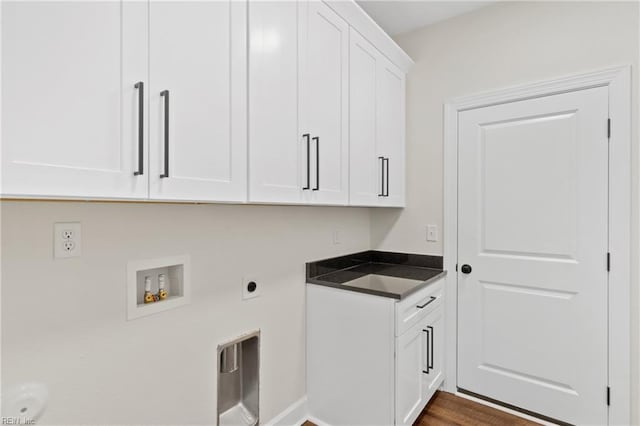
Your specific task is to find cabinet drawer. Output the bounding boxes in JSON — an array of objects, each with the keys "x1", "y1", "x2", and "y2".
[{"x1": 395, "y1": 278, "x2": 443, "y2": 336}]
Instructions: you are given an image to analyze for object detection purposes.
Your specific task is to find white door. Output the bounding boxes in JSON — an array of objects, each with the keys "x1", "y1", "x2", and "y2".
[
  {"x1": 248, "y1": 1, "x2": 304, "y2": 204},
  {"x1": 395, "y1": 321, "x2": 427, "y2": 426},
  {"x1": 148, "y1": 0, "x2": 246, "y2": 202},
  {"x1": 457, "y1": 86, "x2": 609, "y2": 424},
  {"x1": 300, "y1": 0, "x2": 349, "y2": 205},
  {"x1": 376, "y1": 56, "x2": 406, "y2": 207},
  {"x1": 1, "y1": 1, "x2": 147, "y2": 199},
  {"x1": 349, "y1": 29, "x2": 382, "y2": 206}
]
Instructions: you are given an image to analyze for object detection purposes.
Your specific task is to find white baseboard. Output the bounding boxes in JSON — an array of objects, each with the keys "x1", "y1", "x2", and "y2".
[
  {"x1": 268, "y1": 391, "x2": 556, "y2": 426},
  {"x1": 304, "y1": 415, "x2": 331, "y2": 426},
  {"x1": 265, "y1": 396, "x2": 309, "y2": 426}
]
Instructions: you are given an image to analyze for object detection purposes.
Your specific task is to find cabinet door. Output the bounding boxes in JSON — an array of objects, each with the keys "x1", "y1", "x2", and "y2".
[
  {"x1": 422, "y1": 308, "x2": 445, "y2": 401},
  {"x1": 348, "y1": 29, "x2": 382, "y2": 206},
  {"x1": 349, "y1": 29, "x2": 406, "y2": 207},
  {"x1": 376, "y1": 56, "x2": 406, "y2": 207},
  {"x1": 248, "y1": 1, "x2": 304, "y2": 204},
  {"x1": 148, "y1": 0, "x2": 246, "y2": 202},
  {"x1": 1, "y1": 1, "x2": 147, "y2": 199},
  {"x1": 395, "y1": 321, "x2": 427, "y2": 426},
  {"x1": 300, "y1": 1, "x2": 349, "y2": 205}
]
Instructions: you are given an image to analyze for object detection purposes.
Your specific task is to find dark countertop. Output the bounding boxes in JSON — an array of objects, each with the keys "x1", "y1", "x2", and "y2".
[{"x1": 306, "y1": 250, "x2": 447, "y2": 299}]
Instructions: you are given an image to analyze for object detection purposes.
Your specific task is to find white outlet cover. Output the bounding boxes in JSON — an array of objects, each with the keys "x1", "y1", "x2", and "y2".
[
  {"x1": 54, "y1": 222, "x2": 81, "y2": 258},
  {"x1": 332, "y1": 230, "x2": 341, "y2": 245},
  {"x1": 427, "y1": 225, "x2": 438, "y2": 242},
  {"x1": 242, "y1": 277, "x2": 260, "y2": 300}
]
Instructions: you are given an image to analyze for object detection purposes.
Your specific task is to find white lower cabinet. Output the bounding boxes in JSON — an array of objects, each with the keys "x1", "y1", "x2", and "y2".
[
  {"x1": 396, "y1": 320, "x2": 428, "y2": 425},
  {"x1": 422, "y1": 308, "x2": 444, "y2": 399},
  {"x1": 307, "y1": 278, "x2": 445, "y2": 425},
  {"x1": 396, "y1": 306, "x2": 444, "y2": 425}
]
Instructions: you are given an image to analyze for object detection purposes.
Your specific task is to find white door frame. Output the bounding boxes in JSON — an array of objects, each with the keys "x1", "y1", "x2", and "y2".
[{"x1": 442, "y1": 65, "x2": 632, "y2": 425}]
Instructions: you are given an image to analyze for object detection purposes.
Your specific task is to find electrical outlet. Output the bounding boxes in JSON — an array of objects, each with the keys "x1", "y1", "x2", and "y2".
[
  {"x1": 54, "y1": 222, "x2": 81, "y2": 258},
  {"x1": 427, "y1": 225, "x2": 438, "y2": 242},
  {"x1": 242, "y1": 277, "x2": 260, "y2": 300},
  {"x1": 333, "y1": 230, "x2": 341, "y2": 245}
]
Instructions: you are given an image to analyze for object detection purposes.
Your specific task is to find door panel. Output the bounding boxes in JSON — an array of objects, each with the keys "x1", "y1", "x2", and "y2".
[
  {"x1": 376, "y1": 57, "x2": 406, "y2": 206},
  {"x1": 301, "y1": 1, "x2": 349, "y2": 205},
  {"x1": 1, "y1": 1, "x2": 147, "y2": 199},
  {"x1": 148, "y1": 0, "x2": 246, "y2": 202},
  {"x1": 248, "y1": 1, "x2": 303, "y2": 203},
  {"x1": 423, "y1": 309, "x2": 444, "y2": 398},
  {"x1": 349, "y1": 29, "x2": 381, "y2": 206},
  {"x1": 457, "y1": 86, "x2": 609, "y2": 425},
  {"x1": 395, "y1": 322, "x2": 426, "y2": 426}
]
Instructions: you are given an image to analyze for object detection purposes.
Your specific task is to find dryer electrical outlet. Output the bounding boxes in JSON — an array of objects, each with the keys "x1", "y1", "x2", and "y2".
[
  {"x1": 54, "y1": 222, "x2": 81, "y2": 258},
  {"x1": 242, "y1": 277, "x2": 261, "y2": 300}
]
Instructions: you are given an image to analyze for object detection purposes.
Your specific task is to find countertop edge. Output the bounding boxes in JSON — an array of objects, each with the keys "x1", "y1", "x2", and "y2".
[{"x1": 307, "y1": 270, "x2": 447, "y2": 300}]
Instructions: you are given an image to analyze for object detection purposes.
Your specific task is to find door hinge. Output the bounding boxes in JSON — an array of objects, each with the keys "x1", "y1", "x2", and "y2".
[
  {"x1": 607, "y1": 118, "x2": 611, "y2": 139},
  {"x1": 607, "y1": 252, "x2": 611, "y2": 272},
  {"x1": 455, "y1": 263, "x2": 458, "y2": 272},
  {"x1": 607, "y1": 386, "x2": 611, "y2": 406}
]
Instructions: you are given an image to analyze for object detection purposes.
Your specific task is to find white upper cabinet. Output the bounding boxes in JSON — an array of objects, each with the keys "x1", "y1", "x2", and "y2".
[
  {"x1": 349, "y1": 28, "x2": 406, "y2": 207},
  {"x1": 1, "y1": 0, "x2": 246, "y2": 202},
  {"x1": 349, "y1": 29, "x2": 381, "y2": 205},
  {"x1": 300, "y1": 1, "x2": 349, "y2": 205},
  {"x1": 249, "y1": 0, "x2": 349, "y2": 205},
  {"x1": 376, "y1": 55, "x2": 406, "y2": 207},
  {"x1": 248, "y1": 1, "x2": 303, "y2": 204},
  {"x1": 1, "y1": 1, "x2": 147, "y2": 199},
  {"x1": 2, "y1": 0, "x2": 411, "y2": 206},
  {"x1": 148, "y1": 0, "x2": 247, "y2": 202}
]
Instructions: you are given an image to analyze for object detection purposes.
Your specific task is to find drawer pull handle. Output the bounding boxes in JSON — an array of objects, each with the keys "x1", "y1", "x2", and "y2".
[{"x1": 416, "y1": 296, "x2": 436, "y2": 309}]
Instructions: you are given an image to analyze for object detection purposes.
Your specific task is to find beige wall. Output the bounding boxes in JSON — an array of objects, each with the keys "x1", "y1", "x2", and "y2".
[
  {"x1": 372, "y1": 0, "x2": 638, "y2": 254},
  {"x1": 1, "y1": 201, "x2": 370, "y2": 424},
  {"x1": 371, "y1": 1, "x2": 639, "y2": 422}
]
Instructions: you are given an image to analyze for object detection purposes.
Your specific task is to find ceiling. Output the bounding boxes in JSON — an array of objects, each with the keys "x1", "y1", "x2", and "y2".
[{"x1": 357, "y1": 1, "x2": 496, "y2": 36}]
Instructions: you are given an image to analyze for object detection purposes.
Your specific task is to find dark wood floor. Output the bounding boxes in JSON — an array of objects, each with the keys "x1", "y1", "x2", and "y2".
[
  {"x1": 302, "y1": 391, "x2": 541, "y2": 426},
  {"x1": 415, "y1": 391, "x2": 540, "y2": 425}
]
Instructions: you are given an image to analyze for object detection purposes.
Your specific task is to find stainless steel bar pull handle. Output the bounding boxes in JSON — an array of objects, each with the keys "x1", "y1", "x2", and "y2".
[
  {"x1": 134, "y1": 82, "x2": 144, "y2": 176},
  {"x1": 422, "y1": 328, "x2": 431, "y2": 374},
  {"x1": 384, "y1": 157, "x2": 389, "y2": 197},
  {"x1": 378, "y1": 156, "x2": 385, "y2": 197},
  {"x1": 427, "y1": 325, "x2": 434, "y2": 370},
  {"x1": 312, "y1": 136, "x2": 319, "y2": 191},
  {"x1": 160, "y1": 90, "x2": 170, "y2": 179},
  {"x1": 302, "y1": 134, "x2": 311, "y2": 190}
]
